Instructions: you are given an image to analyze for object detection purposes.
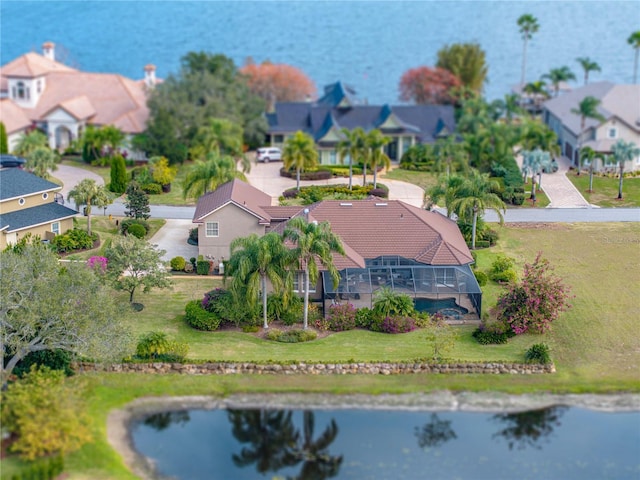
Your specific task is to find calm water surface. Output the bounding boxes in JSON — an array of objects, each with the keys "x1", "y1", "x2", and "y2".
[
  {"x1": 131, "y1": 407, "x2": 640, "y2": 479},
  {"x1": 1, "y1": 1, "x2": 637, "y2": 102}
]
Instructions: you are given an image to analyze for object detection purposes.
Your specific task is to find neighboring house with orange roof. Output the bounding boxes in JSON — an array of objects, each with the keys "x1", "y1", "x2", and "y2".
[
  {"x1": 542, "y1": 82, "x2": 640, "y2": 171},
  {"x1": 0, "y1": 42, "x2": 157, "y2": 155},
  {"x1": 193, "y1": 179, "x2": 481, "y2": 317}
]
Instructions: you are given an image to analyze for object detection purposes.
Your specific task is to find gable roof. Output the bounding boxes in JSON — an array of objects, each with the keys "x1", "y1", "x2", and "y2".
[
  {"x1": 0, "y1": 202, "x2": 78, "y2": 232},
  {"x1": 0, "y1": 98, "x2": 32, "y2": 134},
  {"x1": 0, "y1": 168, "x2": 61, "y2": 201},
  {"x1": 317, "y1": 82, "x2": 359, "y2": 107},
  {"x1": 0, "y1": 52, "x2": 77, "y2": 78},
  {"x1": 543, "y1": 82, "x2": 640, "y2": 135},
  {"x1": 192, "y1": 179, "x2": 274, "y2": 224}
]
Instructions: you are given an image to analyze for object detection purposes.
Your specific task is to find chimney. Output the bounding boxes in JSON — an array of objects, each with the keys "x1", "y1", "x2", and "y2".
[
  {"x1": 144, "y1": 64, "x2": 157, "y2": 88},
  {"x1": 42, "y1": 42, "x2": 55, "y2": 61}
]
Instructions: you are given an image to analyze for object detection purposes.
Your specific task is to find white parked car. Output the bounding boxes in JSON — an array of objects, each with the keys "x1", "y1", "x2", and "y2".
[{"x1": 256, "y1": 147, "x2": 282, "y2": 163}]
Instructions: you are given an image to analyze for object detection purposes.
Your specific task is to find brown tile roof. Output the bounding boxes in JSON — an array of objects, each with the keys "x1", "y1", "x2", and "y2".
[
  {"x1": 47, "y1": 95, "x2": 96, "y2": 120},
  {"x1": 0, "y1": 99, "x2": 32, "y2": 134},
  {"x1": 1, "y1": 52, "x2": 77, "y2": 78},
  {"x1": 193, "y1": 179, "x2": 274, "y2": 224}
]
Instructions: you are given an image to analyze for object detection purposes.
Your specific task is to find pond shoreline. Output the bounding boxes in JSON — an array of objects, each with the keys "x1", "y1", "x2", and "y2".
[{"x1": 108, "y1": 392, "x2": 640, "y2": 480}]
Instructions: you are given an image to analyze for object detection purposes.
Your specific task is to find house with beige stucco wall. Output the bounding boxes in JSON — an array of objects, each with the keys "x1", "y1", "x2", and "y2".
[{"x1": 0, "y1": 168, "x2": 78, "y2": 250}]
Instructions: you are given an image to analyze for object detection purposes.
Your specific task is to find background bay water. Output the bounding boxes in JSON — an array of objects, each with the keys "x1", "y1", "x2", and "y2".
[{"x1": 1, "y1": 1, "x2": 637, "y2": 103}]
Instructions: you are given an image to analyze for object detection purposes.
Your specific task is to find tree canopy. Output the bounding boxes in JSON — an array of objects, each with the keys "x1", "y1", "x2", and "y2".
[
  {"x1": 67, "y1": 179, "x2": 113, "y2": 235},
  {"x1": 283, "y1": 131, "x2": 318, "y2": 191},
  {"x1": 399, "y1": 66, "x2": 461, "y2": 105},
  {"x1": 436, "y1": 43, "x2": 488, "y2": 94}
]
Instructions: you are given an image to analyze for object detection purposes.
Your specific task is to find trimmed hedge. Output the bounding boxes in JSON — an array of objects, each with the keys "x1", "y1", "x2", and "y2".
[
  {"x1": 280, "y1": 167, "x2": 332, "y2": 181},
  {"x1": 184, "y1": 300, "x2": 221, "y2": 331}
]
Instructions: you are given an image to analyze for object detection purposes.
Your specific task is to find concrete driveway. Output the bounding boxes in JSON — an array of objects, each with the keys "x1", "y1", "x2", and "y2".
[
  {"x1": 55, "y1": 164, "x2": 105, "y2": 202},
  {"x1": 149, "y1": 219, "x2": 198, "y2": 262}
]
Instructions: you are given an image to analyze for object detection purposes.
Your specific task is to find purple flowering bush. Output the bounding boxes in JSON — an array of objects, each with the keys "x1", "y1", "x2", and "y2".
[
  {"x1": 326, "y1": 303, "x2": 357, "y2": 331},
  {"x1": 86, "y1": 256, "x2": 107, "y2": 273},
  {"x1": 379, "y1": 315, "x2": 416, "y2": 334}
]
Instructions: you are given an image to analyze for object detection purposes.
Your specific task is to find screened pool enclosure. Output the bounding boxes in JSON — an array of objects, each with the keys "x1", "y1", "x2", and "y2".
[{"x1": 321, "y1": 256, "x2": 481, "y2": 319}]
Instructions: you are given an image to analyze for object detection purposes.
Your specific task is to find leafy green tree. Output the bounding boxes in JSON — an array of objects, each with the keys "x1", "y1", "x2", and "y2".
[
  {"x1": 104, "y1": 236, "x2": 172, "y2": 304},
  {"x1": 611, "y1": 139, "x2": 640, "y2": 199},
  {"x1": 149, "y1": 156, "x2": 178, "y2": 186},
  {"x1": 365, "y1": 129, "x2": 391, "y2": 188},
  {"x1": 517, "y1": 13, "x2": 540, "y2": 86},
  {"x1": 283, "y1": 217, "x2": 345, "y2": 329},
  {"x1": 424, "y1": 316, "x2": 458, "y2": 361},
  {"x1": 13, "y1": 130, "x2": 48, "y2": 157},
  {"x1": 498, "y1": 93, "x2": 525, "y2": 124},
  {"x1": 628, "y1": 31, "x2": 640, "y2": 84},
  {"x1": 0, "y1": 122, "x2": 8, "y2": 153},
  {"x1": 426, "y1": 174, "x2": 466, "y2": 217},
  {"x1": 109, "y1": 153, "x2": 128, "y2": 193},
  {"x1": 450, "y1": 170, "x2": 505, "y2": 249},
  {"x1": 124, "y1": 181, "x2": 151, "y2": 219},
  {"x1": 132, "y1": 108, "x2": 188, "y2": 165},
  {"x1": 542, "y1": 66, "x2": 576, "y2": 97},
  {"x1": 226, "y1": 233, "x2": 293, "y2": 329},
  {"x1": 182, "y1": 153, "x2": 245, "y2": 200},
  {"x1": 0, "y1": 243, "x2": 132, "y2": 386},
  {"x1": 575, "y1": 57, "x2": 601, "y2": 85},
  {"x1": 25, "y1": 146, "x2": 57, "y2": 179},
  {"x1": 436, "y1": 42, "x2": 488, "y2": 94},
  {"x1": 570, "y1": 96, "x2": 606, "y2": 175},
  {"x1": 336, "y1": 127, "x2": 366, "y2": 190},
  {"x1": 67, "y1": 179, "x2": 113, "y2": 235},
  {"x1": 1, "y1": 366, "x2": 92, "y2": 460},
  {"x1": 283, "y1": 131, "x2": 318, "y2": 191}
]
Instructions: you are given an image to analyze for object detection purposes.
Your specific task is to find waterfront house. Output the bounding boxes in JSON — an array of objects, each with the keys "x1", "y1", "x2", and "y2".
[
  {"x1": 0, "y1": 168, "x2": 78, "y2": 250},
  {"x1": 265, "y1": 82, "x2": 456, "y2": 165}
]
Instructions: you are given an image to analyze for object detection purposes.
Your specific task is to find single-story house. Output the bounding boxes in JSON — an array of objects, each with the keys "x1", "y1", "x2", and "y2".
[
  {"x1": 0, "y1": 42, "x2": 156, "y2": 157},
  {"x1": 193, "y1": 179, "x2": 481, "y2": 318},
  {"x1": 265, "y1": 82, "x2": 456, "y2": 165},
  {"x1": 0, "y1": 168, "x2": 78, "y2": 249},
  {"x1": 542, "y1": 82, "x2": 640, "y2": 171}
]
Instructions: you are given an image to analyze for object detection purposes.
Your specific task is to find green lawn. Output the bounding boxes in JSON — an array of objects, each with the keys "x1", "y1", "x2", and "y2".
[
  {"x1": 381, "y1": 168, "x2": 438, "y2": 190},
  {"x1": 567, "y1": 173, "x2": 640, "y2": 207},
  {"x1": 3, "y1": 223, "x2": 640, "y2": 479}
]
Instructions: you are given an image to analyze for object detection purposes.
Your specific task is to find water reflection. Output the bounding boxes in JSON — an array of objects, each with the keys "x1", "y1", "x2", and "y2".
[
  {"x1": 143, "y1": 410, "x2": 190, "y2": 431},
  {"x1": 414, "y1": 413, "x2": 457, "y2": 448},
  {"x1": 491, "y1": 406, "x2": 568, "y2": 450},
  {"x1": 228, "y1": 409, "x2": 342, "y2": 480}
]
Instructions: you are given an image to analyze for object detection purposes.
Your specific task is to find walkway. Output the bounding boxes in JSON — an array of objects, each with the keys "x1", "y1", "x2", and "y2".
[{"x1": 539, "y1": 155, "x2": 592, "y2": 208}]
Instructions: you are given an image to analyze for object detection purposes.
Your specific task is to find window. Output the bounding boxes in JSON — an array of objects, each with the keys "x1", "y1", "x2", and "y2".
[
  {"x1": 37, "y1": 80, "x2": 42, "y2": 94},
  {"x1": 274, "y1": 135, "x2": 284, "y2": 144},
  {"x1": 18, "y1": 198, "x2": 25, "y2": 205},
  {"x1": 205, "y1": 221, "x2": 219, "y2": 237},
  {"x1": 329, "y1": 151, "x2": 337, "y2": 165},
  {"x1": 16, "y1": 81, "x2": 29, "y2": 100},
  {"x1": 608, "y1": 128, "x2": 617, "y2": 139},
  {"x1": 51, "y1": 222, "x2": 60, "y2": 235},
  {"x1": 293, "y1": 273, "x2": 316, "y2": 293},
  {"x1": 42, "y1": 193, "x2": 49, "y2": 200},
  {"x1": 402, "y1": 136, "x2": 413, "y2": 154}
]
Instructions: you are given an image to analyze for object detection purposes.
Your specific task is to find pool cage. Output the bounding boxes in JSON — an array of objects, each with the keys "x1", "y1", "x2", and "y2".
[{"x1": 321, "y1": 256, "x2": 482, "y2": 319}]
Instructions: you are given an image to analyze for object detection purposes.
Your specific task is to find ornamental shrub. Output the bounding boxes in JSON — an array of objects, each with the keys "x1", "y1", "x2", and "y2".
[
  {"x1": 51, "y1": 228, "x2": 96, "y2": 253},
  {"x1": 413, "y1": 311, "x2": 431, "y2": 328},
  {"x1": 12, "y1": 349, "x2": 74, "y2": 378},
  {"x1": 326, "y1": 303, "x2": 357, "y2": 331},
  {"x1": 196, "y1": 260, "x2": 210, "y2": 275},
  {"x1": 109, "y1": 154, "x2": 128, "y2": 194},
  {"x1": 379, "y1": 315, "x2": 416, "y2": 334},
  {"x1": 170, "y1": 256, "x2": 186, "y2": 271},
  {"x1": 525, "y1": 343, "x2": 552, "y2": 364},
  {"x1": 126, "y1": 223, "x2": 146, "y2": 239},
  {"x1": 265, "y1": 328, "x2": 317, "y2": 343},
  {"x1": 135, "y1": 331, "x2": 188, "y2": 361},
  {"x1": 489, "y1": 255, "x2": 517, "y2": 284},
  {"x1": 373, "y1": 287, "x2": 415, "y2": 317},
  {"x1": 355, "y1": 307, "x2": 374, "y2": 329},
  {"x1": 472, "y1": 321, "x2": 514, "y2": 344},
  {"x1": 474, "y1": 270, "x2": 488, "y2": 286},
  {"x1": 141, "y1": 182, "x2": 162, "y2": 195},
  {"x1": 120, "y1": 218, "x2": 150, "y2": 236},
  {"x1": 267, "y1": 293, "x2": 302, "y2": 325},
  {"x1": 184, "y1": 300, "x2": 221, "y2": 331},
  {"x1": 87, "y1": 255, "x2": 108, "y2": 273}
]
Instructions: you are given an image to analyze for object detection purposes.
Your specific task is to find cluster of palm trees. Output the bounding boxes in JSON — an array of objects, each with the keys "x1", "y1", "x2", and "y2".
[
  {"x1": 13, "y1": 130, "x2": 58, "y2": 180},
  {"x1": 226, "y1": 217, "x2": 345, "y2": 330}
]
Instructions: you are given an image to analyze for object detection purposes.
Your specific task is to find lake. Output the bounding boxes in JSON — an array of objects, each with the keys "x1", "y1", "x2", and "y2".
[
  {"x1": 131, "y1": 406, "x2": 640, "y2": 479},
  {"x1": 1, "y1": 1, "x2": 637, "y2": 103}
]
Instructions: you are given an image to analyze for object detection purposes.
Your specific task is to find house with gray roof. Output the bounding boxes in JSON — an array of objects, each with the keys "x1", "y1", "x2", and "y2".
[
  {"x1": 543, "y1": 82, "x2": 640, "y2": 171},
  {"x1": 265, "y1": 82, "x2": 456, "y2": 165},
  {"x1": 193, "y1": 179, "x2": 480, "y2": 318},
  {"x1": 0, "y1": 168, "x2": 78, "y2": 249}
]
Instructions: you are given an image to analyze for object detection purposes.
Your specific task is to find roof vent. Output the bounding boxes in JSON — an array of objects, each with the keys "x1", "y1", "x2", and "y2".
[
  {"x1": 339, "y1": 203, "x2": 352, "y2": 206},
  {"x1": 375, "y1": 203, "x2": 388, "y2": 206}
]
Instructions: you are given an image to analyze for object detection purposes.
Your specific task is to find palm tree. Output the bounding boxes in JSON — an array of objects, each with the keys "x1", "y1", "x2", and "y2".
[
  {"x1": 25, "y1": 146, "x2": 57, "y2": 179},
  {"x1": 283, "y1": 217, "x2": 345, "y2": 329},
  {"x1": 282, "y1": 131, "x2": 318, "y2": 191},
  {"x1": 433, "y1": 135, "x2": 467, "y2": 177},
  {"x1": 611, "y1": 139, "x2": 640, "y2": 199},
  {"x1": 450, "y1": 170, "x2": 505, "y2": 249},
  {"x1": 580, "y1": 146, "x2": 598, "y2": 192},
  {"x1": 501, "y1": 93, "x2": 525, "y2": 124},
  {"x1": 426, "y1": 174, "x2": 466, "y2": 217},
  {"x1": 517, "y1": 14, "x2": 540, "y2": 86},
  {"x1": 436, "y1": 42, "x2": 488, "y2": 94},
  {"x1": 291, "y1": 411, "x2": 343, "y2": 480},
  {"x1": 67, "y1": 179, "x2": 113, "y2": 235},
  {"x1": 13, "y1": 130, "x2": 48, "y2": 157},
  {"x1": 364, "y1": 129, "x2": 391, "y2": 189},
  {"x1": 576, "y1": 57, "x2": 601, "y2": 85},
  {"x1": 182, "y1": 153, "x2": 245, "y2": 200},
  {"x1": 570, "y1": 96, "x2": 606, "y2": 175},
  {"x1": 542, "y1": 66, "x2": 576, "y2": 97},
  {"x1": 226, "y1": 233, "x2": 293, "y2": 329},
  {"x1": 336, "y1": 127, "x2": 366, "y2": 190},
  {"x1": 628, "y1": 31, "x2": 640, "y2": 84},
  {"x1": 191, "y1": 118, "x2": 250, "y2": 173},
  {"x1": 522, "y1": 80, "x2": 549, "y2": 111}
]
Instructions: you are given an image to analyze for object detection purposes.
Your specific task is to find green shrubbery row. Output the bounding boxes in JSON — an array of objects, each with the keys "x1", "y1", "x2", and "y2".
[
  {"x1": 51, "y1": 228, "x2": 97, "y2": 253},
  {"x1": 281, "y1": 184, "x2": 389, "y2": 203},
  {"x1": 8, "y1": 455, "x2": 64, "y2": 480}
]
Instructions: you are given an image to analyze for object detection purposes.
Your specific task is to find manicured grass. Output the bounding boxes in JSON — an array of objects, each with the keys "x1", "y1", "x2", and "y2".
[
  {"x1": 381, "y1": 168, "x2": 438, "y2": 190},
  {"x1": 567, "y1": 173, "x2": 640, "y2": 207}
]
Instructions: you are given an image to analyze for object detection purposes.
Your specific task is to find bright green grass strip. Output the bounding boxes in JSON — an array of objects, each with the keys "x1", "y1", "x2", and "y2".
[{"x1": 567, "y1": 174, "x2": 640, "y2": 207}]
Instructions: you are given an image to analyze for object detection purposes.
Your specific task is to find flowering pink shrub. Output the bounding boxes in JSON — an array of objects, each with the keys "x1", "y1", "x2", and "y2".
[
  {"x1": 86, "y1": 256, "x2": 107, "y2": 273},
  {"x1": 496, "y1": 252, "x2": 572, "y2": 335},
  {"x1": 326, "y1": 303, "x2": 357, "y2": 331},
  {"x1": 380, "y1": 315, "x2": 416, "y2": 334}
]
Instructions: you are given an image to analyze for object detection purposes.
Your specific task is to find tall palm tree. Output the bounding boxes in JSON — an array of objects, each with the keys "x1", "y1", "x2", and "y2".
[
  {"x1": 517, "y1": 13, "x2": 540, "y2": 86},
  {"x1": 191, "y1": 118, "x2": 250, "y2": 173},
  {"x1": 580, "y1": 146, "x2": 598, "y2": 192},
  {"x1": 434, "y1": 135, "x2": 467, "y2": 177},
  {"x1": 628, "y1": 31, "x2": 640, "y2": 84},
  {"x1": 67, "y1": 179, "x2": 113, "y2": 235},
  {"x1": 426, "y1": 174, "x2": 466, "y2": 217},
  {"x1": 450, "y1": 170, "x2": 505, "y2": 249},
  {"x1": 575, "y1": 57, "x2": 601, "y2": 85},
  {"x1": 13, "y1": 130, "x2": 48, "y2": 157},
  {"x1": 226, "y1": 233, "x2": 293, "y2": 329},
  {"x1": 501, "y1": 93, "x2": 525, "y2": 124},
  {"x1": 182, "y1": 153, "x2": 245, "y2": 200},
  {"x1": 570, "y1": 96, "x2": 606, "y2": 175},
  {"x1": 611, "y1": 139, "x2": 640, "y2": 199},
  {"x1": 336, "y1": 127, "x2": 366, "y2": 190},
  {"x1": 542, "y1": 66, "x2": 576, "y2": 97},
  {"x1": 283, "y1": 217, "x2": 345, "y2": 329},
  {"x1": 282, "y1": 131, "x2": 318, "y2": 191},
  {"x1": 365, "y1": 129, "x2": 391, "y2": 188},
  {"x1": 25, "y1": 146, "x2": 58, "y2": 179}
]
